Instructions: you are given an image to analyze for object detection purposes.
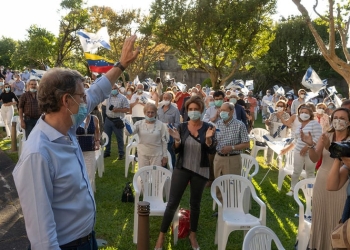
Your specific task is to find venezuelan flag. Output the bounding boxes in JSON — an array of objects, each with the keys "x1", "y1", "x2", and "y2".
[{"x1": 84, "y1": 53, "x2": 114, "y2": 73}]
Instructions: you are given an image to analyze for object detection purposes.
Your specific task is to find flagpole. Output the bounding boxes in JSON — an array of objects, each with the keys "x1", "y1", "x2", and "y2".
[{"x1": 324, "y1": 88, "x2": 335, "y2": 103}]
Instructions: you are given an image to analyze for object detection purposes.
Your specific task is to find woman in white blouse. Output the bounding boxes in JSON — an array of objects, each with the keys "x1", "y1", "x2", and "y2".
[
  {"x1": 280, "y1": 103, "x2": 322, "y2": 196},
  {"x1": 127, "y1": 103, "x2": 169, "y2": 168}
]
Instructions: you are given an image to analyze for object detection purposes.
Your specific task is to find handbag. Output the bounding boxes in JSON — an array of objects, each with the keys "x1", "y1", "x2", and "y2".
[
  {"x1": 109, "y1": 117, "x2": 125, "y2": 129},
  {"x1": 331, "y1": 196, "x2": 350, "y2": 249},
  {"x1": 121, "y1": 182, "x2": 134, "y2": 203},
  {"x1": 178, "y1": 208, "x2": 191, "y2": 238}
]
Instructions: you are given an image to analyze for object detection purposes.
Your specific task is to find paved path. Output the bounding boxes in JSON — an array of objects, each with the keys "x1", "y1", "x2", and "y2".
[{"x1": 0, "y1": 149, "x2": 29, "y2": 249}]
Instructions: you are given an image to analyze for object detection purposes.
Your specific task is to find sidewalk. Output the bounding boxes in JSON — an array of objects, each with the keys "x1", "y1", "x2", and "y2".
[{"x1": 0, "y1": 149, "x2": 29, "y2": 249}]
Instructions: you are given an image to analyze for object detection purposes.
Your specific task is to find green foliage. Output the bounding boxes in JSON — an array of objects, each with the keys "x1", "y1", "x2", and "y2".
[
  {"x1": 0, "y1": 37, "x2": 17, "y2": 68},
  {"x1": 201, "y1": 78, "x2": 212, "y2": 88},
  {"x1": 145, "y1": 0, "x2": 277, "y2": 89}
]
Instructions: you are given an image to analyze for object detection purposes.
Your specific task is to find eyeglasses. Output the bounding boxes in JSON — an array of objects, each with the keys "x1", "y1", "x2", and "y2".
[{"x1": 73, "y1": 93, "x2": 87, "y2": 102}]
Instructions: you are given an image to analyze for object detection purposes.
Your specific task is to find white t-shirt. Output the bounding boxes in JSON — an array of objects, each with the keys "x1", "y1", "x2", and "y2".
[{"x1": 130, "y1": 92, "x2": 150, "y2": 117}]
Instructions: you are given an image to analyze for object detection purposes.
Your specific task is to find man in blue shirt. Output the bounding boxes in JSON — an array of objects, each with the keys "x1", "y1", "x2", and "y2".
[{"x1": 12, "y1": 35, "x2": 139, "y2": 250}]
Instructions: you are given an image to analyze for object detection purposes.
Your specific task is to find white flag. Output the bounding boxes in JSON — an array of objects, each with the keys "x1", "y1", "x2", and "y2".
[
  {"x1": 176, "y1": 82, "x2": 187, "y2": 92},
  {"x1": 77, "y1": 27, "x2": 111, "y2": 53},
  {"x1": 334, "y1": 94, "x2": 342, "y2": 108},
  {"x1": 133, "y1": 76, "x2": 140, "y2": 85},
  {"x1": 301, "y1": 66, "x2": 327, "y2": 93},
  {"x1": 30, "y1": 69, "x2": 46, "y2": 79}
]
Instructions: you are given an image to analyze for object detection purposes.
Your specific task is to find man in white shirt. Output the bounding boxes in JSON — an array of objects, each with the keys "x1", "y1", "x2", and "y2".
[
  {"x1": 130, "y1": 83, "x2": 150, "y2": 123},
  {"x1": 261, "y1": 90, "x2": 273, "y2": 120},
  {"x1": 291, "y1": 89, "x2": 306, "y2": 115}
]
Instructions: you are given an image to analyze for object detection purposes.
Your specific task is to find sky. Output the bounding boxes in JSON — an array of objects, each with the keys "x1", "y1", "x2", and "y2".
[{"x1": 2, "y1": 0, "x2": 328, "y2": 41}]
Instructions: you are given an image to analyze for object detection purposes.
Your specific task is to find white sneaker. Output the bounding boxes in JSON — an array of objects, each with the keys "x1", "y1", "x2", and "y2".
[{"x1": 286, "y1": 191, "x2": 293, "y2": 196}]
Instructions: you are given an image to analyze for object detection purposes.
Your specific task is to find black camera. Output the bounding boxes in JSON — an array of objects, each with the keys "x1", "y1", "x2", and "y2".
[
  {"x1": 329, "y1": 141, "x2": 350, "y2": 158},
  {"x1": 109, "y1": 105, "x2": 114, "y2": 111}
]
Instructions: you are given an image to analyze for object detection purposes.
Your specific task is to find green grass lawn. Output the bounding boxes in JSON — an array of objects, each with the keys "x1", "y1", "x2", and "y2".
[{"x1": 0, "y1": 113, "x2": 300, "y2": 249}]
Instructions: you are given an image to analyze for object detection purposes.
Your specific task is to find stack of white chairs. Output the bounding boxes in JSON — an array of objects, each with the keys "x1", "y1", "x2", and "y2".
[
  {"x1": 277, "y1": 150, "x2": 307, "y2": 191},
  {"x1": 242, "y1": 225, "x2": 285, "y2": 250},
  {"x1": 293, "y1": 178, "x2": 315, "y2": 250},
  {"x1": 133, "y1": 165, "x2": 178, "y2": 244},
  {"x1": 211, "y1": 175, "x2": 266, "y2": 250}
]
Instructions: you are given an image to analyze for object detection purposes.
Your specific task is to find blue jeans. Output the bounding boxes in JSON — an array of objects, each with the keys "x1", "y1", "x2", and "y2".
[
  {"x1": 104, "y1": 117, "x2": 124, "y2": 156},
  {"x1": 24, "y1": 118, "x2": 38, "y2": 138}
]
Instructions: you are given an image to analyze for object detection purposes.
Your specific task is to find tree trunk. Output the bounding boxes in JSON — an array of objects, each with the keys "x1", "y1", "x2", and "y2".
[{"x1": 209, "y1": 70, "x2": 220, "y2": 90}]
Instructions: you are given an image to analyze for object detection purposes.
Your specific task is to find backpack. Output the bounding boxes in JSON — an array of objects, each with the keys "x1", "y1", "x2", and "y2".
[{"x1": 121, "y1": 182, "x2": 134, "y2": 203}]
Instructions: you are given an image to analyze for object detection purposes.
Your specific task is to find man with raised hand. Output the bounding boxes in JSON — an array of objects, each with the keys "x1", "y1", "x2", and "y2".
[{"x1": 13, "y1": 35, "x2": 139, "y2": 250}]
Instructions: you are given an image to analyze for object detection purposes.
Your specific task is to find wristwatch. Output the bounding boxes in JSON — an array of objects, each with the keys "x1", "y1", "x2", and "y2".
[
  {"x1": 113, "y1": 62, "x2": 126, "y2": 72},
  {"x1": 232, "y1": 145, "x2": 235, "y2": 150}
]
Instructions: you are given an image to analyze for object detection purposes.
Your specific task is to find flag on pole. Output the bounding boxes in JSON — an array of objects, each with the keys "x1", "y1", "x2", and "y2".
[
  {"x1": 133, "y1": 76, "x2": 140, "y2": 85},
  {"x1": 327, "y1": 86, "x2": 337, "y2": 96},
  {"x1": 301, "y1": 66, "x2": 327, "y2": 93},
  {"x1": 77, "y1": 27, "x2": 111, "y2": 53},
  {"x1": 84, "y1": 53, "x2": 114, "y2": 73},
  {"x1": 334, "y1": 94, "x2": 342, "y2": 108},
  {"x1": 30, "y1": 69, "x2": 46, "y2": 79},
  {"x1": 176, "y1": 82, "x2": 187, "y2": 92}
]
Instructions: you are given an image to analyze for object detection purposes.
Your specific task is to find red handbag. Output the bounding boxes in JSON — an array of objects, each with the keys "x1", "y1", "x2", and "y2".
[{"x1": 178, "y1": 209, "x2": 191, "y2": 238}]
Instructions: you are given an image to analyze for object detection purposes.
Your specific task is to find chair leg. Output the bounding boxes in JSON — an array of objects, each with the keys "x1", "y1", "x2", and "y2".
[
  {"x1": 219, "y1": 224, "x2": 229, "y2": 250},
  {"x1": 212, "y1": 199, "x2": 216, "y2": 211},
  {"x1": 133, "y1": 207, "x2": 138, "y2": 244}
]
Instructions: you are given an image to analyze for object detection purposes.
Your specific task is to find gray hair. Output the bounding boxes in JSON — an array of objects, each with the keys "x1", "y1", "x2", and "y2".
[{"x1": 222, "y1": 102, "x2": 235, "y2": 111}]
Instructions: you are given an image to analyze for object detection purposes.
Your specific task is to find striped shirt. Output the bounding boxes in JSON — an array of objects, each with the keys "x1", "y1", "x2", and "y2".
[
  {"x1": 105, "y1": 93, "x2": 129, "y2": 118},
  {"x1": 293, "y1": 120, "x2": 322, "y2": 151},
  {"x1": 215, "y1": 117, "x2": 250, "y2": 154}
]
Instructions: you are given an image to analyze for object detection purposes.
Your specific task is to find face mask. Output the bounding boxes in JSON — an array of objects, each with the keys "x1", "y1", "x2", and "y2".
[
  {"x1": 328, "y1": 105, "x2": 335, "y2": 109},
  {"x1": 220, "y1": 111, "x2": 230, "y2": 121},
  {"x1": 230, "y1": 98, "x2": 237, "y2": 105},
  {"x1": 209, "y1": 101, "x2": 215, "y2": 107},
  {"x1": 332, "y1": 119, "x2": 348, "y2": 131},
  {"x1": 127, "y1": 91, "x2": 132, "y2": 95},
  {"x1": 29, "y1": 88, "x2": 37, "y2": 93},
  {"x1": 300, "y1": 94, "x2": 305, "y2": 98},
  {"x1": 137, "y1": 89, "x2": 143, "y2": 94},
  {"x1": 214, "y1": 100, "x2": 223, "y2": 107},
  {"x1": 0, "y1": 82, "x2": 3, "y2": 86},
  {"x1": 111, "y1": 89, "x2": 118, "y2": 95},
  {"x1": 25, "y1": 70, "x2": 28, "y2": 73},
  {"x1": 276, "y1": 107, "x2": 284, "y2": 112},
  {"x1": 68, "y1": 95, "x2": 87, "y2": 126},
  {"x1": 316, "y1": 109, "x2": 324, "y2": 114},
  {"x1": 5, "y1": 87, "x2": 10, "y2": 92},
  {"x1": 145, "y1": 116, "x2": 156, "y2": 122},
  {"x1": 188, "y1": 111, "x2": 202, "y2": 120},
  {"x1": 267, "y1": 93, "x2": 271, "y2": 96},
  {"x1": 299, "y1": 113, "x2": 310, "y2": 121},
  {"x1": 163, "y1": 100, "x2": 170, "y2": 106}
]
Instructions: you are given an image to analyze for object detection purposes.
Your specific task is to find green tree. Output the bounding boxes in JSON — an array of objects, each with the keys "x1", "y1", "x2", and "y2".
[
  {"x1": 145, "y1": 0, "x2": 276, "y2": 89},
  {"x1": 11, "y1": 40, "x2": 32, "y2": 70},
  {"x1": 292, "y1": 0, "x2": 350, "y2": 96},
  {"x1": 0, "y1": 37, "x2": 17, "y2": 68}
]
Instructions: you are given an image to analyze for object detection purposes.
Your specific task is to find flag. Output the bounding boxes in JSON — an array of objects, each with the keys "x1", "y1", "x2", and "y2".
[
  {"x1": 334, "y1": 94, "x2": 342, "y2": 108},
  {"x1": 77, "y1": 27, "x2": 111, "y2": 53},
  {"x1": 301, "y1": 66, "x2": 327, "y2": 93},
  {"x1": 241, "y1": 86, "x2": 249, "y2": 95},
  {"x1": 245, "y1": 80, "x2": 254, "y2": 90},
  {"x1": 304, "y1": 92, "x2": 318, "y2": 102},
  {"x1": 30, "y1": 69, "x2": 46, "y2": 79},
  {"x1": 45, "y1": 65, "x2": 51, "y2": 71},
  {"x1": 225, "y1": 79, "x2": 244, "y2": 90},
  {"x1": 133, "y1": 76, "x2": 140, "y2": 85},
  {"x1": 273, "y1": 85, "x2": 280, "y2": 93},
  {"x1": 84, "y1": 53, "x2": 114, "y2": 73},
  {"x1": 275, "y1": 87, "x2": 285, "y2": 96},
  {"x1": 327, "y1": 86, "x2": 337, "y2": 96},
  {"x1": 176, "y1": 82, "x2": 187, "y2": 92}
]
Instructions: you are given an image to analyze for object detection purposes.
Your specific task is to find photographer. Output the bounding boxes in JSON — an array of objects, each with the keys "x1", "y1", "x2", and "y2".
[
  {"x1": 301, "y1": 107, "x2": 350, "y2": 249},
  {"x1": 103, "y1": 84, "x2": 129, "y2": 159}
]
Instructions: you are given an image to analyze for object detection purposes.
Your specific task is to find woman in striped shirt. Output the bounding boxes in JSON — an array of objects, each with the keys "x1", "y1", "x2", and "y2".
[{"x1": 280, "y1": 104, "x2": 322, "y2": 196}]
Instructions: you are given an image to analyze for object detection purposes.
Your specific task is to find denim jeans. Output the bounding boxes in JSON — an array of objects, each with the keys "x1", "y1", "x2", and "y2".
[
  {"x1": 104, "y1": 117, "x2": 124, "y2": 156},
  {"x1": 24, "y1": 118, "x2": 38, "y2": 138}
]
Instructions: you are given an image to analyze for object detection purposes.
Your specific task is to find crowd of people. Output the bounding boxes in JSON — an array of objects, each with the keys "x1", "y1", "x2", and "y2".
[{"x1": 3, "y1": 35, "x2": 350, "y2": 250}]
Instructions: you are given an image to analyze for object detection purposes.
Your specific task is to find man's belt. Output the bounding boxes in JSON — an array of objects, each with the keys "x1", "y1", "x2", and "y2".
[
  {"x1": 60, "y1": 233, "x2": 92, "y2": 248},
  {"x1": 217, "y1": 152, "x2": 240, "y2": 157}
]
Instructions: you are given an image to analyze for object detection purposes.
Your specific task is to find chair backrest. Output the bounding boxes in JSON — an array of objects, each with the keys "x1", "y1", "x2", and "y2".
[
  {"x1": 283, "y1": 150, "x2": 294, "y2": 171},
  {"x1": 127, "y1": 134, "x2": 139, "y2": 147},
  {"x1": 242, "y1": 225, "x2": 285, "y2": 250},
  {"x1": 250, "y1": 128, "x2": 269, "y2": 142},
  {"x1": 133, "y1": 165, "x2": 172, "y2": 203},
  {"x1": 211, "y1": 174, "x2": 257, "y2": 213},
  {"x1": 101, "y1": 132, "x2": 109, "y2": 148},
  {"x1": 241, "y1": 154, "x2": 259, "y2": 179},
  {"x1": 293, "y1": 178, "x2": 315, "y2": 223}
]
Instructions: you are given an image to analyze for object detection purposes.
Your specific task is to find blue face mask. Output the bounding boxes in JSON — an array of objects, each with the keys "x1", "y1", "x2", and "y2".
[
  {"x1": 188, "y1": 111, "x2": 202, "y2": 120},
  {"x1": 220, "y1": 111, "x2": 230, "y2": 121},
  {"x1": 214, "y1": 100, "x2": 223, "y2": 107},
  {"x1": 111, "y1": 89, "x2": 118, "y2": 95},
  {"x1": 145, "y1": 116, "x2": 156, "y2": 122},
  {"x1": 68, "y1": 95, "x2": 87, "y2": 126},
  {"x1": 209, "y1": 101, "x2": 215, "y2": 107}
]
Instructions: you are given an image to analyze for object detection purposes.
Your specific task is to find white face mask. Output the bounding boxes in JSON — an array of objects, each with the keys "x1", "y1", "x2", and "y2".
[
  {"x1": 332, "y1": 119, "x2": 349, "y2": 131},
  {"x1": 276, "y1": 107, "x2": 284, "y2": 112},
  {"x1": 300, "y1": 94, "x2": 305, "y2": 99},
  {"x1": 299, "y1": 113, "x2": 310, "y2": 121},
  {"x1": 163, "y1": 100, "x2": 170, "y2": 106},
  {"x1": 316, "y1": 109, "x2": 324, "y2": 114}
]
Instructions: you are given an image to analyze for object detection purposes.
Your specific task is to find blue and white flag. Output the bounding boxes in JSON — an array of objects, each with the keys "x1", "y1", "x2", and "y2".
[
  {"x1": 30, "y1": 69, "x2": 46, "y2": 80},
  {"x1": 133, "y1": 75, "x2": 140, "y2": 85},
  {"x1": 77, "y1": 27, "x2": 111, "y2": 53},
  {"x1": 334, "y1": 94, "x2": 342, "y2": 108},
  {"x1": 275, "y1": 86, "x2": 285, "y2": 96},
  {"x1": 176, "y1": 82, "x2": 187, "y2": 92},
  {"x1": 245, "y1": 80, "x2": 254, "y2": 90},
  {"x1": 327, "y1": 86, "x2": 337, "y2": 96},
  {"x1": 301, "y1": 66, "x2": 327, "y2": 93},
  {"x1": 304, "y1": 92, "x2": 318, "y2": 102},
  {"x1": 225, "y1": 79, "x2": 244, "y2": 90}
]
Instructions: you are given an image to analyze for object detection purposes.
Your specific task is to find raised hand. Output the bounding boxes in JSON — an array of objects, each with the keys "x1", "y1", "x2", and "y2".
[
  {"x1": 322, "y1": 133, "x2": 331, "y2": 150},
  {"x1": 300, "y1": 130, "x2": 314, "y2": 146},
  {"x1": 168, "y1": 127, "x2": 180, "y2": 141},
  {"x1": 206, "y1": 126, "x2": 215, "y2": 138}
]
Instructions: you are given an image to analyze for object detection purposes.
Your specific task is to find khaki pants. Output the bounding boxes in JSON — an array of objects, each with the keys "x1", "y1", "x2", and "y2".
[
  {"x1": 213, "y1": 153, "x2": 241, "y2": 201},
  {"x1": 138, "y1": 154, "x2": 163, "y2": 168}
]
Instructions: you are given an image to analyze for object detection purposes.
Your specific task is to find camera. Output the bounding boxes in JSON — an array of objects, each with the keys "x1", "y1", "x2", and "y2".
[
  {"x1": 109, "y1": 105, "x2": 114, "y2": 111},
  {"x1": 329, "y1": 141, "x2": 350, "y2": 158}
]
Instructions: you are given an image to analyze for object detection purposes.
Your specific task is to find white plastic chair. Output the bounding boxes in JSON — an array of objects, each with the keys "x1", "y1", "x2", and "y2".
[
  {"x1": 96, "y1": 132, "x2": 108, "y2": 178},
  {"x1": 250, "y1": 128, "x2": 269, "y2": 159},
  {"x1": 211, "y1": 174, "x2": 266, "y2": 250},
  {"x1": 125, "y1": 134, "x2": 139, "y2": 178},
  {"x1": 242, "y1": 225, "x2": 285, "y2": 250},
  {"x1": 293, "y1": 178, "x2": 315, "y2": 250},
  {"x1": 212, "y1": 154, "x2": 259, "y2": 212},
  {"x1": 133, "y1": 166, "x2": 178, "y2": 244},
  {"x1": 277, "y1": 150, "x2": 307, "y2": 191}
]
